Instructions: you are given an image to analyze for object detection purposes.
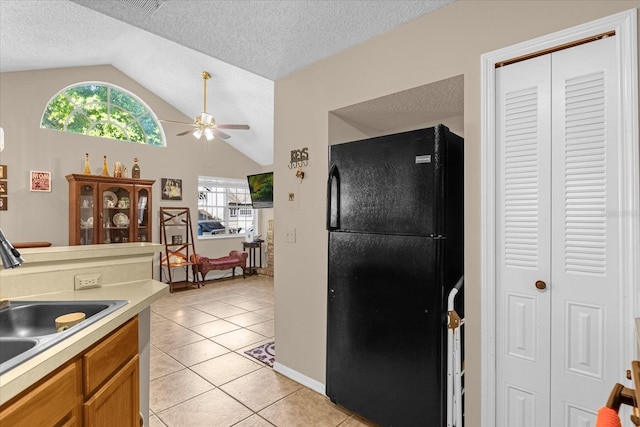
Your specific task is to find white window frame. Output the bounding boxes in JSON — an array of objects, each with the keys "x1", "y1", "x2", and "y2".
[
  {"x1": 197, "y1": 176, "x2": 257, "y2": 240},
  {"x1": 40, "y1": 81, "x2": 166, "y2": 146}
]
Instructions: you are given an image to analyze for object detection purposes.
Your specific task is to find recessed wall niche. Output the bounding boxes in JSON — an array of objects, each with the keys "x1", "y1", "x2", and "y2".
[{"x1": 328, "y1": 74, "x2": 464, "y2": 145}]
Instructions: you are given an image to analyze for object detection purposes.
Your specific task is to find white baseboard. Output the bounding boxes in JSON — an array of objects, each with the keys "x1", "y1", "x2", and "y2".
[{"x1": 273, "y1": 362, "x2": 326, "y2": 395}]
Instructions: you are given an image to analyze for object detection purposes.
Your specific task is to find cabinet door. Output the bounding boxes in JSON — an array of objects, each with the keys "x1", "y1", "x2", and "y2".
[
  {"x1": 133, "y1": 185, "x2": 151, "y2": 242},
  {"x1": 83, "y1": 355, "x2": 140, "y2": 427},
  {"x1": 0, "y1": 362, "x2": 80, "y2": 427},
  {"x1": 69, "y1": 181, "x2": 98, "y2": 245},
  {"x1": 99, "y1": 183, "x2": 134, "y2": 244}
]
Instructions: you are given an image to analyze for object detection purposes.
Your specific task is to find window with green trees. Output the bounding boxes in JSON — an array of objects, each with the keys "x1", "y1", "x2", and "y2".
[{"x1": 41, "y1": 82, "x2": 165, "y2": 146}]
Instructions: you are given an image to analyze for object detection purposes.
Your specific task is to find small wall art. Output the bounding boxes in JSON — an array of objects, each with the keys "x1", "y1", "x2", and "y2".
[
  {"x1": 30, "y1": 170, "x2": 51, "y2": 192},
  {"x1": 161, "y1": 178, "x2": 182, "y2": 200},
  {"x1": 0, "y1": 181, "x2": 7, "y2": 194},
  {"x1": 0, "y1": 165, "x2": 6, "y2": 179},
  {"x1": 0, "y1": 196, "x2": 7, "y2": 211}
]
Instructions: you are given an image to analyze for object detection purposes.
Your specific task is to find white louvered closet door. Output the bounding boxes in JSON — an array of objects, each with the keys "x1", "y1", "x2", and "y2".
[
  {"x1": 496, "y1": 35, "x2": 620, "y2": 427},
  {"x1": 496, "y1": 53, "x2": 552, "y2": 427},
  {"x1": 549, "y1": 36, "x2": 619, "y2": 424}
]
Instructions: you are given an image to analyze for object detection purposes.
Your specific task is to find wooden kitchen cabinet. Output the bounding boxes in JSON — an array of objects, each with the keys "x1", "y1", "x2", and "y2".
[
  {"x1": 0, "y1": 317, "x2": 140, "y2": 427},
  {"x1": 0, "y1": 361, "x2": 81, "y2": 427},
  {"x1": 84, "y1": 356, "x2": 139, "y2": 427},
  {"x1": 83, "y1": 316, "x2": 139, "y2": 426},
  {"x1": 67, "y1": 174, "x2": 155, "y2": 245}
]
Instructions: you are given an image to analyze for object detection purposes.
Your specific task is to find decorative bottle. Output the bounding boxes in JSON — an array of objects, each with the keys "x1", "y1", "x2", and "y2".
[
  {"x1": 101, "y1": 155, "x2": 110, "y2": 176},
  {"x1": 83, "y1": 153, "x2": 91, "y2": 174},
  {"x1": 131, "y1": 158, "x2": 140, "y2": 179}
]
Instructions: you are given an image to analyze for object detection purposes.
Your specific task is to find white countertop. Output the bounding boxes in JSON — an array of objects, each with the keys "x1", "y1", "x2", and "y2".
[{"x1": 0, "y1": 274, "x2": 168, "y2": 405}]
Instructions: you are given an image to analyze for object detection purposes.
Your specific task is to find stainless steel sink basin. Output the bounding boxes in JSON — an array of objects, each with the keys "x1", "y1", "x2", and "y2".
[
  {"x1": 0, "y1": 302, "x2": 116, "y2": 337},
  {"x1": 0, "y1": 338, "x2": 38, "y2": 364},
  {"x1": 0, "y1": 300, "x2": 128, "y2": 374}
]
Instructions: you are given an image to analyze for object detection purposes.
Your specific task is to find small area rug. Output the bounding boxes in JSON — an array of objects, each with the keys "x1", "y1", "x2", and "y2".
[{"x1": 244, "y1": 341, "x2": 275, "y2": 367}]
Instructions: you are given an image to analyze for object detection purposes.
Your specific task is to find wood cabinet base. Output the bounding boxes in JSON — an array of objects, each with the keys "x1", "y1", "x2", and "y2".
[{"x1": 0, "y1": 317, "x2": 140, "y2": 427}]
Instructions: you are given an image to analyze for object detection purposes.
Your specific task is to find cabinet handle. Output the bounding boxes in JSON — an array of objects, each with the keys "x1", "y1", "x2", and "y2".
[{"x1": 535, "y1": 280, "x2": 547, "y2": 290}]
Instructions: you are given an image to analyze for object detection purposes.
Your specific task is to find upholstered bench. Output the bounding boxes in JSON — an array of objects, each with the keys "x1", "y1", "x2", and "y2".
[{"x1": 190, "y1": 251, "x2": 248, "y2": 282}]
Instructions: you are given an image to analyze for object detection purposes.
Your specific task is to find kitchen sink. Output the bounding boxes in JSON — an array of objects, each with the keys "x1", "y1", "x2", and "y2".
[
  {"x1": 0, "y1": 300, "x2": 128, "y2": 375},
  {"x1": 0, "y1": 302, "x2": 118, "y2": 337},
  {"x1": 0, "y1": 338, "x2": 38, "y2": 365}
]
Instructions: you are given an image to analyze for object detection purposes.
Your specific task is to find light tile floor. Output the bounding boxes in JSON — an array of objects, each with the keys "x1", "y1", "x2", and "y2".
[{"x1": 149, "y1": 275, "x2": 378, "y2": 427}]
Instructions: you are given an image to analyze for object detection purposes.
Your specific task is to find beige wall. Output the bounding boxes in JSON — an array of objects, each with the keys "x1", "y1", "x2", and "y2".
[
  {"x1": 273, "y1": 1, "x2": 639, "y2": 425},
  {"x1": 0, "y1": 65, "x2": 267, "y2": 275}
]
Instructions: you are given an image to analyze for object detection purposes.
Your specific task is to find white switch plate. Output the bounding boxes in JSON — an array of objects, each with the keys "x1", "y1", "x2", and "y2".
[
  {"x1": 75, "y1": 273, "x2": 102, "y2": 290},
  {"x1": 285, "y1": 228, "x2": 296, "y2": 243}
]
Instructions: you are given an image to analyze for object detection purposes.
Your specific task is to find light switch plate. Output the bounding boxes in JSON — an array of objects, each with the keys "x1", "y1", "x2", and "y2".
[{"x1": 285, "y1": 228, "x2": 296, "y2": 243}]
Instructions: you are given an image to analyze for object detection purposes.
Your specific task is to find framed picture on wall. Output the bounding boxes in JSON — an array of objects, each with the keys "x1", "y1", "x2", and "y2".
[
  {"x1": 0, "y1": 165, "x2": 6, "y2": 179},
  {"x1": 0, "y1": 181, "x2": 6, "y2": 194},
  {"x1": 161, "y1": 178, "x2": 182, "y2": 200},
  {"x1": 30, "y1": 170, "x2": 51, "y2": 192},
  {"x1": 0, "y1": 196, "x2": 7, "y2": 211}
]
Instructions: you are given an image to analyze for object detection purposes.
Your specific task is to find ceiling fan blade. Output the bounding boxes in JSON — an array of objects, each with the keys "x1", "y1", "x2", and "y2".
[
  {"x1": 213, "y1": 129, "x2": 231, "y2": 139},
  {"x1": 217, "y1": 124, "x2": 250, "y2": 130},
  {"x1": 160, "y1": 118, "x2": 198, "y2": 126},
  {"x1": 176, "y1": 129, "x2": 195, "y2": 136}
]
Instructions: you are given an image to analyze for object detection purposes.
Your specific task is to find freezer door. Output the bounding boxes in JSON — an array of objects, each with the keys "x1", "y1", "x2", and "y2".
[
  {"x1": 327, "y1": 231, "x2": 446, "y2": 426},
  {"x1": 328, "y1": 126, "x2": 445, "y2": 236}
]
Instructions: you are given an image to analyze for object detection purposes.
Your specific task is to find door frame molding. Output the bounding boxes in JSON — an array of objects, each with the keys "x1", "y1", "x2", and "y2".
[{"x1": 480, "y1": 9, "x2": 638, "y2": 427}]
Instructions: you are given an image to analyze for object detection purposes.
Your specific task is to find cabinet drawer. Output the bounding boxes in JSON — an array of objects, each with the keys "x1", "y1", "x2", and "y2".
[
  {"x1": 0, "y1": 361, "x2": 80, "y2": 427},
  {"x1": 83, "y1": 316, "x2": 138, "y2": 396},
  {"x1": 84, "y1": 355, "x2": 140, "y2": 427}
]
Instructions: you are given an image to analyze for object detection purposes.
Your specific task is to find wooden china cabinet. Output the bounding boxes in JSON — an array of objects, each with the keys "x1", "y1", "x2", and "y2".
[{"x1": 66, "y1": 174, "x2": 155, "y2": 245}]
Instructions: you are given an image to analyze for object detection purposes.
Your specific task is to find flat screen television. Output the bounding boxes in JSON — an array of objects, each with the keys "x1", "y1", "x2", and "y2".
[{"x1": 247, "y1": 172, "x2": 274, "y2": 209}]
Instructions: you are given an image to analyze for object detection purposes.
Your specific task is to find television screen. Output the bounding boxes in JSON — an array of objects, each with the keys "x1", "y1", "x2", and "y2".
[{"x1": 247, "y1": 172, "x2": 274, "y2": 209}]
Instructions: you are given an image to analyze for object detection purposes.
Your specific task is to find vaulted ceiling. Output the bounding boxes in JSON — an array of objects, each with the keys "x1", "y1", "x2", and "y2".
[{"x1": 0, "y1": 0, "x2": 456, "y2": 165}]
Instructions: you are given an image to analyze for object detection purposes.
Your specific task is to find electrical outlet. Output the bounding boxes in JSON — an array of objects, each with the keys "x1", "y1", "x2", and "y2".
[{"x1": 75, "y1": 273, "x2": 102, "y2": 290}]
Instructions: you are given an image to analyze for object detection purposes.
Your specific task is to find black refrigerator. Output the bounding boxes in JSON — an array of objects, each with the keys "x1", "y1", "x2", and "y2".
[{"x1": 326, "y1": 124, "x2": 464, "y2": 427}]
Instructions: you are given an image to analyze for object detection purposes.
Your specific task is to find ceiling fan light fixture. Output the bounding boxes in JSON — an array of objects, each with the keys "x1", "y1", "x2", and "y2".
[
  {"x1": 201, "y1": 112, "x2": 213, "y2": 125},
  {"x1": 160, "y1": 71, "x2": 249, "y2": 142}
]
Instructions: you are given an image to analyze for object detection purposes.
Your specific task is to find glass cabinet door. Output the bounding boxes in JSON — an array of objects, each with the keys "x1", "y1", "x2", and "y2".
[
  {"x1": 135, "y1": 187, "x2": 151, "y2": 242},
  {"x1": 79, "y1": 184, "x2": 97, "y2": 245},
  {"x1": 100, "y1": 183, "x2": 133, "y2": 244}
]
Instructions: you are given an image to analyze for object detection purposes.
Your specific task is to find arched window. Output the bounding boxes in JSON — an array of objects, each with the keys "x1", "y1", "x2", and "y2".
[{"x1": 41, "y1": 82, "x2": 165, "y2": 146}]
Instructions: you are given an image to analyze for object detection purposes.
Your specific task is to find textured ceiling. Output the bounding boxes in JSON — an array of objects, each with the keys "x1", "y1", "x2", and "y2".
[
  {"x1": 69, "y1": 0, "x2": 457, "y2": 81},
  {"x1": 0, "y1": 0, "x2": 457, "y2": 165}
]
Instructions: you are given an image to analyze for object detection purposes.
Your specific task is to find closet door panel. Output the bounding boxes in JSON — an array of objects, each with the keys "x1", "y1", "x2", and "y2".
[
  {"x1": 550, "y1": 35, "x2": 620, "y2": 425},
  {"x1": 495, "y1": 54, "x2": 552, "y2": 427}
]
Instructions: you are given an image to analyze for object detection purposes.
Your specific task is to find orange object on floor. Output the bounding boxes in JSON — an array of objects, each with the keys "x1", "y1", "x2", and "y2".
[{"x1": 596, "y1": 407, "x2": 621, "y2": 427}]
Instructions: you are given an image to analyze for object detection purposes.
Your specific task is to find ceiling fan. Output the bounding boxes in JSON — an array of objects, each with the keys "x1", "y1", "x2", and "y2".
[{"x1": 160, "y1": 71, "x2": 250, "y2": 141}]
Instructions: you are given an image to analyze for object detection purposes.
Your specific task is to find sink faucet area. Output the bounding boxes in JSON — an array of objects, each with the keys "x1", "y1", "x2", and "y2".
[
  {"x1": 0, "y1": 229, "x2": 24, "y2": 269},
  {"x1": 0, "y1": 300, "x2": 128, "y2": 374}
]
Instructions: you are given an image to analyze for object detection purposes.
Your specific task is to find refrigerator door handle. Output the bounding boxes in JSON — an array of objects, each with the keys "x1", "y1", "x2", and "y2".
[{"x1": 327, "y1": 164, "x2": 340, "y2": 230}]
